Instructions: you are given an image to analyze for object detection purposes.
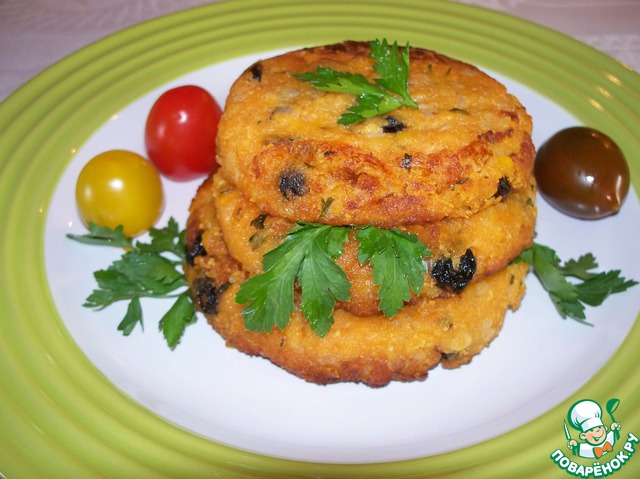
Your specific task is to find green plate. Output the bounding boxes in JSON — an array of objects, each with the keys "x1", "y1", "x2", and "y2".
[{"x1": 1, "y1": 0, "x2": 639, "y2": 477}]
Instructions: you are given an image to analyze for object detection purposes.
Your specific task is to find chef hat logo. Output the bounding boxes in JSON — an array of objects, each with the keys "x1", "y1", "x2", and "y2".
[{"x1": 568, "y1": 399, "x2": 604, "y2": 433}]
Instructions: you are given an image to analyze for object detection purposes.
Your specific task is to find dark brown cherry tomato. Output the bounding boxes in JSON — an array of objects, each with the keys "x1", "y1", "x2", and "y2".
[
  {"x1": 145, "y1": 85, "x2": 222, "y2": 181},
  {"x1": 534, "y1": 127, "x2": 630, "y2": 219}
]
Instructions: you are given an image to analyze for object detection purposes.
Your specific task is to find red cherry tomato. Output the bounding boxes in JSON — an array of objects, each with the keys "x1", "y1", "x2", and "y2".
[{"x1": 145, "y1": 85, "x2": 222, "y2": 181}]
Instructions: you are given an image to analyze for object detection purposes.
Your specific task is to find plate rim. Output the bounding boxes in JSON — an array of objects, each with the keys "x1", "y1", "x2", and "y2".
[{"x1": 0, "y1": 0, "x2": 639, "y2": 477}]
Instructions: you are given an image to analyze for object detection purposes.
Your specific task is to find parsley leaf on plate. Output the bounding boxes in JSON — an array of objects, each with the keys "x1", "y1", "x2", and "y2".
[
  {"x1": 159, "y1": 292, "x2": 198, "y2": 349},
  {"x1": 136, "y1": 217, "x2": 186, "y2": 258},
  {"x1": 84, "y1": 249, "x2": 186, "y2": 308},
  {"x1": 118, "y1": 295, "x2": 142, "y2": 335},
  {"x1": 518, "y1": 242, "x2": 637, "y2": 322},
  {"x1": 67, "y1": 218, "x2": 196, "y2": 349},
  {"x1": 67, "y1": 222, "x2": 133, "y2": 248},
  {"x1": 295, "y1": 39, "x2": 418, "y2": 124}
]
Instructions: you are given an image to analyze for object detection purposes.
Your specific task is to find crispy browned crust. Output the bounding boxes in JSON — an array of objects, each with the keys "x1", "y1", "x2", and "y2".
[
  {"x1": 184, "y1": 175, "x2": 529, "y2": 387},
  {"x1": 211, "y1": 263, "x2": 527, "y2": 387},
  {"x1": 217, "y1": 41, "x2": 534, "y2": 226},
  {"x1": 211, "y1": 172, "x2": 536, "y2": 315}
]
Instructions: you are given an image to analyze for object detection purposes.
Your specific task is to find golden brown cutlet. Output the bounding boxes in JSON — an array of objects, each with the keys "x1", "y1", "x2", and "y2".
[
  {"x1": 184, "y1": 173, "x2": 529, "y2": 386},
  {"x1": 216, "y1": 41, "x2": 534, "y2": 227},
  {"x1": 184, "y1": 41, "x2": 536, "y2": 386}
]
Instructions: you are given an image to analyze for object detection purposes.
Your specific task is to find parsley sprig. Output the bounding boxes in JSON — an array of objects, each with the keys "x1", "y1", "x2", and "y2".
[
  {"x1": 355, "y1": 225, "x2": 431, "y2": 317},
  {"x1": 294, "y1": 39, "x2": 418, "y2": 124},
  {"x1": 236, "y1": 222, "x2": 432, "y2": 335},
  {"x1": 67, "y1": 219, "x2": 196, "y2": 349},
  {"x1": 518, "y1": 243, "x2": 637, "y2": 322},
  {"x1": 69, "y1": 221, "x2": 636, "y2": 346},
  {"x1": 236, "y1": 223, "x2": 351, "y2": 337}
]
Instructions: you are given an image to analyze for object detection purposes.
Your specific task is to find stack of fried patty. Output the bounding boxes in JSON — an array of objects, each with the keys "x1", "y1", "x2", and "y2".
[{"x1": 184, "y1": 41, "x2": 536, "y2": 387}]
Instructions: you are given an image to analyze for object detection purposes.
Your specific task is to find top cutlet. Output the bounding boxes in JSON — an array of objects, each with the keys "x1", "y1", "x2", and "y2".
[{"x1": 216, "y1": 41, "x2": 534, "y2": 227}]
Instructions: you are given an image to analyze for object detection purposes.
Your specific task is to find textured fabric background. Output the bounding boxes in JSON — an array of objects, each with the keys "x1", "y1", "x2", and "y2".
[{"x1": 1, "y1": 0, "x2": 639, "y2": 102}]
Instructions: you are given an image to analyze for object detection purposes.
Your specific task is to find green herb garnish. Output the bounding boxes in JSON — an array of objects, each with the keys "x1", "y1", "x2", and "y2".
[
  {"x1": 70, "y1": 221, "x2": 637, "y2": 346},
  {"x1": 294, "y1": 39, "x2": 418, "y2": 124},
  {"x1": 235, "y1": 222, "x2": 432, "y2": 334},
  {"x1": 517, "y1": 242, "x2": 637, "y2": 322},
  {"x1": 67, "y1": 223, "x2": 133, "y2": 248},
  {"x1": 235, "y1": 222, "x2": 351, "y2": 337},
  {"x1": 67, "y1": 218, "x2": 196, "y2": 349},
  {"x1": 355, "y1": 225, "x2": 431, "y2": 317}
]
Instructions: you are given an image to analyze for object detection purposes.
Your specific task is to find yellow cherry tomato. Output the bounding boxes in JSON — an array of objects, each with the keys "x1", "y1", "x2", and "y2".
[{"x1": 75, "y1": 150, "x2": 164, "y2": 237}]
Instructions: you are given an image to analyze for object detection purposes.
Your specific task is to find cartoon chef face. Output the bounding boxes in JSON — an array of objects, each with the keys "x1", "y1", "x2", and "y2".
[
  {"x1": 581, "y1": 425, "x2": 608, "y2": 446},
  {"x1": 568, "y1": 399, "x2": 607, "y2": 444}
]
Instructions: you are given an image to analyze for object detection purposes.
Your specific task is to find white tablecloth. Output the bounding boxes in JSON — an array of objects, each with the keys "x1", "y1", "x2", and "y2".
[{"x1": 1, "y1": 0, "x2": 639, "y2": 103}]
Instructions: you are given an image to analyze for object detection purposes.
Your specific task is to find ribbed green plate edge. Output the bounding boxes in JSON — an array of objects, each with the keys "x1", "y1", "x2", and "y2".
[{"x1": 0, "y1": 0, "x2": 638, "y2": 477}]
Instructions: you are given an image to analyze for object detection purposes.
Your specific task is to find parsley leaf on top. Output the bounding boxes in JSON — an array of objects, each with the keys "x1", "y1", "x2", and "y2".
[
  {"x1": 294, "y1": 39, "x2": 418, "y2": 124},
  {"x1": 236, "y1": 222, "x2": 432, "y2": 334},
  {"x1": 236, "y1": 222, "x2": 351, "y2": 337},
  {"x1": 355, "y1": 226, "x2": 431, "y2": 317}
]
